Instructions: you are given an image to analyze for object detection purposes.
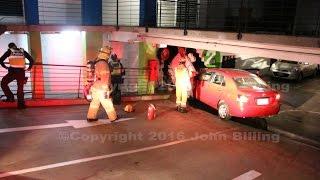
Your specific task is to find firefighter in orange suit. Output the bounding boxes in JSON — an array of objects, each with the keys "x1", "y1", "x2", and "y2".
[
  {"x1": 87, "y1": 46, "x2": 117, "y2": 122},
  {"x1": 170, "y1": 47, "x2": 196, "y2": 83},
  {"x1": 175, "y1": 60, "x2": 191, "y2": 113},
  {"x1": 0, "y1": 43, "x2": 34, "y2": 109}
]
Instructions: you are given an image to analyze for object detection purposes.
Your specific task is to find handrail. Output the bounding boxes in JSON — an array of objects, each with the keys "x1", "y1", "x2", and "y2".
[
  {"x1": 2, "y1": 0, "x2": 319, "y2": 37},
  {"x1": 0, "y1": 63, "x2": 151, "y2": 100},
  {"x1": 3, "y1": 62, "x2": 149, "y2": 70}
]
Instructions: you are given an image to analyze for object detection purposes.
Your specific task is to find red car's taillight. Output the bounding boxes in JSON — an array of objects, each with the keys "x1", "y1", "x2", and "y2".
[{"x1": 237, "y1": 95, "x2": 249, "y2": 103}]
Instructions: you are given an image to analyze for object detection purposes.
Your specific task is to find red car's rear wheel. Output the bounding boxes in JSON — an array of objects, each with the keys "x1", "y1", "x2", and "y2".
[{"x1": 218, "y1": 102, "x2": 231, "y2": 120}]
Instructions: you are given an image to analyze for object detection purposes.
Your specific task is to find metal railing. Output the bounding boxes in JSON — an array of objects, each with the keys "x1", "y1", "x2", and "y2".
[
  {"x1": 1, "y1": 0, "x2": 319, "y2": 37},
  {"x1": 102, "y1": 0, "x2": 140, "y2": 27},
  {"x1": 0, "y1": 63, "x2": 150, "y2": 100},
  {"x1": 155, "y1": 0, "x2": 320, "y2": 37}
]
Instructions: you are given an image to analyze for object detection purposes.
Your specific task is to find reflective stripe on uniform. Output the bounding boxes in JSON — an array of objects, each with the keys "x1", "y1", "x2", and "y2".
[
  {"x1": 9, "y1": 49, "x2": 26, "y2": 68},
  {"x1": 9, "y1": 57, "x2": 25, "y2": 68},
  {"x1": 110, "y1": 62, "x2": 122, "y2": 76}
]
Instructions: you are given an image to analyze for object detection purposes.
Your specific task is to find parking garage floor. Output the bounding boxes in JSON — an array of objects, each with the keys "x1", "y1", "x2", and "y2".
[
  {"x1": 0, "y1": 100, "x2": 319, "y2": 179},
  {"x1": 265, "y1": 75, "x2": 320, "y2": 146}
]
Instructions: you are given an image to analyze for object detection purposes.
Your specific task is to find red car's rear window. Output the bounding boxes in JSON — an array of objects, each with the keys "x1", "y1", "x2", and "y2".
[{"x1": 233, "y1": 76, "x2": 268, "y2": 89}]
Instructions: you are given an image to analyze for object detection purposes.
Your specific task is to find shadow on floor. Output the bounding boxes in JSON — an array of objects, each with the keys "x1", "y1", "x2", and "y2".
[
  {"x1": 0, "y1": 173, "x2": 39, "y2": 180},
  {"x1": 188, "y1": 98, "x2": 268, "y2": 130}
]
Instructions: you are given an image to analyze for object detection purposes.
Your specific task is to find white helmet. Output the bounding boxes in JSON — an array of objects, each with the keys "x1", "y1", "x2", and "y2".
[{"x1": 97, "y1": 46, "x2": 112, "y2": 60}]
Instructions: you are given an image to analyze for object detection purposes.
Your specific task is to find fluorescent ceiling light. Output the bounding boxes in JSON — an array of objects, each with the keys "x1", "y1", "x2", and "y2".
[{"x1": 159, "y1": 44, "x2": 167, "y2": 48}]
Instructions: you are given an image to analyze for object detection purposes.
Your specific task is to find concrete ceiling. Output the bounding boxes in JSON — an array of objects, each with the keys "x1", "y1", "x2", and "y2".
[
  {"x1": 4, "y1": 25, "x2": 320, "y2": 64},
  {"x1": 139, "y1": 33, "x2": 320, "y2": 64}
]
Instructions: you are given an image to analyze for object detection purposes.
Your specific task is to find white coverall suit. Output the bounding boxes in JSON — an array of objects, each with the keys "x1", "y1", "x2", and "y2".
[
  {"x1": 87, "y1": 47, "x2": 117, "y2": 121},
  {"x1": 175, "y1": 64, "x2": 191, "y2": 108}
]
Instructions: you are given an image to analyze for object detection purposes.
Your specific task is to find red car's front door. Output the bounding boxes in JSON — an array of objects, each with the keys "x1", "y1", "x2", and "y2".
[
  {"x1": 205, "y1": 74, "x2": 225, "y2": 108},
  {"x1": 196, "y1": 72, "x2": 214, "y2": 105}
]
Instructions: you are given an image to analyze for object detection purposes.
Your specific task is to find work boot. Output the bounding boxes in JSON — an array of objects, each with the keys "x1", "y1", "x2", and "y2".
[
  {"x1": 17, "y1": 103, "x2": 26, "y2": 109},
  {"x1": 180, "y1": 107, "x2": 188, "y2": 113},
  {"x1": 108, "y1": 110, "x2": 118, "y2": 122},
  {"x1": 87, "y1": 118, "x2": 98, "y2": 122},
  {"x1": 24, "y1": 77, "x2": 28, "y2": 84},
  {"x1": 176, "y1": 105, "x2": 181, "y2": 112}
]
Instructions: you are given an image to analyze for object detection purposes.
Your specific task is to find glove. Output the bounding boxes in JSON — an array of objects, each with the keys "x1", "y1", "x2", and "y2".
[
  {"x1": 83, "y1": 81, "x2": 88, "y2": 87},
  {"x1": 83, "y1": 85, "x2": 92, "y2": 101},
  {"x1": 104, "y1": 90, "x2": 111, "y2": 99}
]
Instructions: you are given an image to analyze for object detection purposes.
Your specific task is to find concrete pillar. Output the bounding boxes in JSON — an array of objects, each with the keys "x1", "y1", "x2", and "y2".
[
  {"x1": 138, "y1": 42, "x2": 157, "y2": 95},
  {"x1": 140, "y1": 0, "x2": 157, "y2": 27},
  {"x1": 84, "y1": 32, "x2": 103, "y2": 62},
  {"x1": 82, "y1": 32, "x2": 103, "y2": 88},
  {"x1": 82, "y1": 0, "x2": 102, "y2": 25},
  {"x1": 24, "y1": 0, "x2": 39, "y2": 25},
  {"x1": 29, "y1": 31, "x2": 45, "y2": 99},
  {"x1": 24, "y1": 0, "x2": 41, "y2": 100}
]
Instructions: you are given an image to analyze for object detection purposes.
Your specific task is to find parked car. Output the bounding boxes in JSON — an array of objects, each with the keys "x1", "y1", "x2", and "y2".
[
  {"x1": 194, "y1": 68, "x2": 280, "y2": 120},
  {"x1": 235, "y1": 57, "x2": 271, "y2": 77},
  {"x1": 270, "y1": 60, "x2": 318, "y2": 81}
]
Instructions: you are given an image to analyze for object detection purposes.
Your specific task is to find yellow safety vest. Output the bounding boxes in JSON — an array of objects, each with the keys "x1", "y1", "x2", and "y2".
[
  {"x1": 110, "y1": 61, "x2": 122, "y2": 76},
  {"x1": 9, "y1": 48, "x2": 25, "y2": 68}
]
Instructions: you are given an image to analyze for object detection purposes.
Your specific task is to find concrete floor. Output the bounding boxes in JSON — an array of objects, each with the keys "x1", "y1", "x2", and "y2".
[
  {"x1": 265, "y1": 75, "x2": 320, "y2": 145},
  {"x1": 0, "y1": 100, "x2": 319, "y2": 180}
]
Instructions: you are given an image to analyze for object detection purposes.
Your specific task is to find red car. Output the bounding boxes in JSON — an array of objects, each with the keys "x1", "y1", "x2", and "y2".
[{"x1": 194, "y1": 68, "x2": 280, "y2": 120}]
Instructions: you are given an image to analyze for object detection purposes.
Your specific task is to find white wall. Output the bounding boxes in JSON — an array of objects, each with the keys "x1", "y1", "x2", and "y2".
[
  {"x1": 41, "y1": 32, "x2": 85, "y2": 66},
  {"x1": 38, "y1": 0, "x2": 82, "y2": 25},
  {"x1": 0, "y1": 16, "x2": 25, "y2": 24},
  {"x1": 41, "y1": 31, "x2": 85, "y2": 98},
  {"x1": 102, "y1": 0, "x2": 140, "y2": 26},
  {"x1": 0, "y1": 34, "x2": 30, "y2": 99},
  {"x1": 103, "y1": 32, "x2": 140, "y2": 93}
]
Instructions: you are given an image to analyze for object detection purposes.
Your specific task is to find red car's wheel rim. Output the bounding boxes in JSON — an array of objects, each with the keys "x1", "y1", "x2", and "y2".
[{"x1": 218, "y1": 104, "x2": 228, "y2": 119}]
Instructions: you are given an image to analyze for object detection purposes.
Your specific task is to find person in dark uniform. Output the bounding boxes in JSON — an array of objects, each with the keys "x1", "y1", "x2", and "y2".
[
  {"x1": 0, "y1": 43, "x2": 34, "y2": 109},
  {"x1": 109, "y1": 53, "x2": 125, "y2": 105}
]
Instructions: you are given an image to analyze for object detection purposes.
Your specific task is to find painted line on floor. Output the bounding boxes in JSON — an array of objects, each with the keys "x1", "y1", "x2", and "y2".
[
  {"x1": 232, "y1": 170, "x2": 261, "y2": 180},
  {"x1": 0, "y1": 118, "x2": 135, "y2": 133},
  {"x1": 0, "y1": 128, "x2": 237, "y2": 178},
  {"x1": 0, "y1": 139, "x2": 193, "y2": 178},
  {"x1": 279, "y1": 109, "x2": 320, "y2": 115},
  {"x1": 0, "y1": 123, "x2": 70, "y2": 133},
  {"x1": 268, "y1": 125, "x2": 320, "y2": 150}
]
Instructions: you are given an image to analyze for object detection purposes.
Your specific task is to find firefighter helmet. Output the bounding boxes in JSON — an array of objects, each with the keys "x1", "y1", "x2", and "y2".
[{"x1": 97, "y1": 46, "x2": 112, "y2": 60}]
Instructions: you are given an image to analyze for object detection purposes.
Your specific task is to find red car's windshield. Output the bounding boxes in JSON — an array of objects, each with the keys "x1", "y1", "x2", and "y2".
[{"x1": 233, "y1": 76, "x2": 269, "y2": 89}]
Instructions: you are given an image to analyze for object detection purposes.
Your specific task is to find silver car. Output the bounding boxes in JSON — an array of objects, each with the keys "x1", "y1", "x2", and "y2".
[{"x1": 270, "y1": 60, "x2": 318, "y2": 81}]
